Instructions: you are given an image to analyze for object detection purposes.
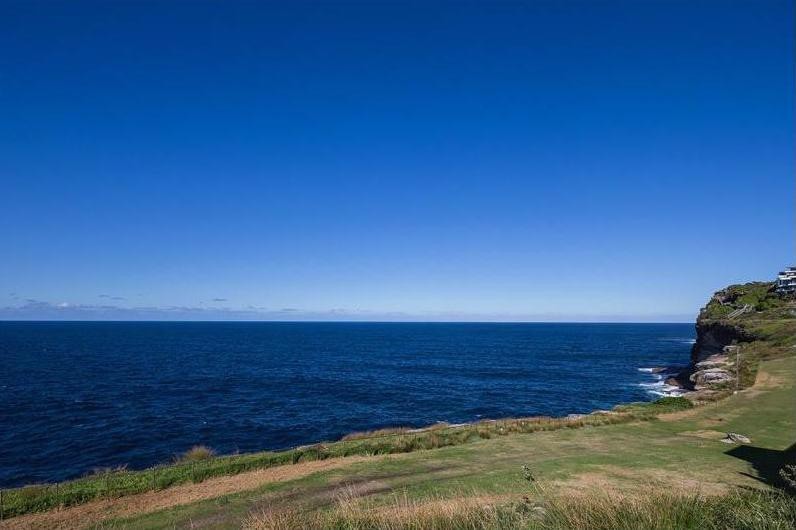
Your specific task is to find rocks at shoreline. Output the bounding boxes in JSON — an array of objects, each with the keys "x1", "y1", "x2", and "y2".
[
  {"x1": 692, "y1": 368, "x2": 734, "y2": 389},
  {"x1": 685, "y1": 344, "x2": 740, "y2": 391},
  {"x1": 695, "y1": 353, "x2": 730, "y2": 370}
]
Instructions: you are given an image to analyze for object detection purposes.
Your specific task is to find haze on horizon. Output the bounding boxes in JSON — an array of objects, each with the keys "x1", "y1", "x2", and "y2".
[{"x1": 1, "y1": 1, "x2": 793, "y2": 323}]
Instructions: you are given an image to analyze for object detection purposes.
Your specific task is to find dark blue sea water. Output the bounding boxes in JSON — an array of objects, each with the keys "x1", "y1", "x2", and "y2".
[{"x1": 0, "y1": 322, "x2": 694, "y2": 487}]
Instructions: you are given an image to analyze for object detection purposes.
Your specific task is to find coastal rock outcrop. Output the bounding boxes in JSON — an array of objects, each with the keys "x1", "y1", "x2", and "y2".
[
  {"x1": 691, "y1": 321, "x2": 754, "y2": 365},
  {"x1": 673, "y1": 281, "x2": 790, "y2": 400},
  {"x1": 690, "y1": 368, "x2": 733, "y2": 389}
]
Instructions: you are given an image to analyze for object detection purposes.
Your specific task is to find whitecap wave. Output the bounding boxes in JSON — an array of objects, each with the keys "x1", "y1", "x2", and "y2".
[
  {"x1": 647, "y1": 384, "x2": 685, "y2": 397},
  {"x1": 637, "y1": 366, "x2": 684, "y2": 397},
  {"x1": 638, "y1": 381, "x2": 664, "y2": 388},
  {"x1": 657, "y1": 337, "x2": 696, "y2": 344}
]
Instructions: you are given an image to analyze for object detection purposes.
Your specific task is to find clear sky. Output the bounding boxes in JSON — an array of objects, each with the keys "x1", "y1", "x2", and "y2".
[{"x1": 1, "y1": 0, "x2": 793, "y2": 322}]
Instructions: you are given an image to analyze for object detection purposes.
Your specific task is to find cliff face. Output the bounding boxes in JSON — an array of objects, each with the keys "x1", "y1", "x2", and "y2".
[
  {"x1": 682, "y1": 316, "x2": 754, "y2": 395},
  {"x1": 676, "y1": 281, "x2": 793, "y2": 399},
  {"x1": 690, "y1": 319, "x2": 755, "y2": 364}
]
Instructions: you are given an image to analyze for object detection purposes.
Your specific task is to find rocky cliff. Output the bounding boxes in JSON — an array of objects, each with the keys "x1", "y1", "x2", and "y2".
[{"x1": 673, "y1": 281, "x2": 795, "y2": 400}]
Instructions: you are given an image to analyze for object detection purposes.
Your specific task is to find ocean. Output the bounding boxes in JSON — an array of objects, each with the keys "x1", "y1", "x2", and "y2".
[{"x1": 0, "y1": 321, "x2": 693, "y2": 487}]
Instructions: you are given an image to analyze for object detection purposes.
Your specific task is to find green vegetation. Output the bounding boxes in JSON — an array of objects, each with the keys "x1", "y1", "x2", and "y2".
[
  {"x1": 700, "y1": 283, "x2": 795, "y2": 352},
  {"x1": 695, "y1": 282, "x2": 795, "y2": 393},
  {"x1": 342, "y1": 426, "x2": 412, "y2": 441},
  {"x1": 1, "y1": 450, "x2": 303, "y2": 518},
  {"x1": 0, "y1": 397, "x2": 687, "y2": 519},
  {"x1": 701, "y1": 282, "x2": 786, "y2": 320},
  {"x1": 614, "y1": 396, "x2": 693, "y2": 414}
]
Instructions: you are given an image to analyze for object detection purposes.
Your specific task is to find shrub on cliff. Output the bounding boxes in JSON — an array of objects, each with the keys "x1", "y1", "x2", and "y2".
[
  {"x1": 702, "y1": 282, "x2": 784, "y2": 320},
  {"x1": 649, "y1": 396, "x2": 693, "y2": 411},
  {"x1": 178, "y1": 445, "x2": 215, "y2": 463},
  {"x1": 614, "y1": 396, "x2": 693, "y2": 415}
]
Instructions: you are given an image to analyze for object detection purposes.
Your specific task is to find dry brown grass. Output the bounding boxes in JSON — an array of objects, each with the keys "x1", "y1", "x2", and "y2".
[
  {"x1": 342, "y1": 422, "x2": 454, "y2": 441},
  {"x1": 242, "y1": 488, "x2": 796, "y2": 530},
  {"x1": 342, "y1": 427, "x2": 410, "y2": 441},
  {"x1": 0, "y1": 456, "x2": 369, "y2": 530},
  {"x1": 177, "y1": 444, "x2": 215, "y2": 462},
  {"x1": 243, "y1": 492, "x2": 518, "y2": 530}
]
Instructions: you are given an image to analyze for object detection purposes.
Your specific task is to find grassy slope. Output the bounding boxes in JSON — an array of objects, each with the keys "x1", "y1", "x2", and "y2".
[
  {"x1": 701, "y1": 282, "x2": 796, "y2": 364},
  {"x1": 0, "y1": 400, "x2": 690, "y2": 520},
  {"x1": 108, "y1": 353, "x2": 796, "y2": 529}
]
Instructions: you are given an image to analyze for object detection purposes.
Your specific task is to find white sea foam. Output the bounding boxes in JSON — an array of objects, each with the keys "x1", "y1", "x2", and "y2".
[
  {"x1": 657, "y1": 337, "x2": 696, "y2": 344},
  {"x1": 638, "y1": 380, "x2": 664, "y2": 388},
  {"x1": 647, "y1": 384, "x2": 685, "y2": 397},
  {"x1": 637, "y1": 366, "x2": 684, "y2": 397}
]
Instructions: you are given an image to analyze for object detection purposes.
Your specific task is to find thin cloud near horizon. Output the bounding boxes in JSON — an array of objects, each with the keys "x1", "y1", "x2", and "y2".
[{"x1": 0, "y1": 299, "x2": 694, "y2": 323}]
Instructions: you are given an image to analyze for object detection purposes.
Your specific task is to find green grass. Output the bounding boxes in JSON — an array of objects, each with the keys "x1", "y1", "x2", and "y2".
[
  {"x1": 0, "y1": 396, "x2": 696, "y2": 520},
  {"x1": 701, "y1": 282, "x2": 785, "y2": 320},
  {"x1": 0, "y1": 450, "x2": 301, "y2": 518}
]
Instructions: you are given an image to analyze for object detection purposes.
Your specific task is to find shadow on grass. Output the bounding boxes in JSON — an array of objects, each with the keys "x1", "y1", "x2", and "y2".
[{"x1": 726, "y1": 442, "x2": 796, "y2": 489}]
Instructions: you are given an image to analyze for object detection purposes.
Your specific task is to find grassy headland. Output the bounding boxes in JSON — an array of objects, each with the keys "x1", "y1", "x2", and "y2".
[{"x1": 678, "y1": 281, "x2": 796, "y2": 397}]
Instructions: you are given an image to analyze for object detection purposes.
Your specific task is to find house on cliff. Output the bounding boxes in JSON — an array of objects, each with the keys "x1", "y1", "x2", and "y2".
[{"x1": 775, "y1": 266, "x2": 796, "y2": 294}]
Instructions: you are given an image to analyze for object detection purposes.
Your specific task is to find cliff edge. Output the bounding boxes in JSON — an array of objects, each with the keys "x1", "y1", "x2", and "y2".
[{"x1": 672, "y1": 281, "x2": 796, "y2": 400}]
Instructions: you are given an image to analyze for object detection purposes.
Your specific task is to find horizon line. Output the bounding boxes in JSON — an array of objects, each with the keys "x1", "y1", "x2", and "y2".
[{"x1": 0, "y1": 319, "x2": 694, "y2": 324}]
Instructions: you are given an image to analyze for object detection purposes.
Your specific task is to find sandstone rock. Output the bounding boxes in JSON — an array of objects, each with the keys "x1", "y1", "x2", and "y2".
[
  {"x1": 703, "y1": 369, "x2": 733, "y2": 381},
  {"x1": 695, "y1": 358, "x2": 729, "y2": 370},
  {"x1": 691, "y1": 368, "x2": 734, "y2": 390},
  {"x1": 691, "y1": 368, "x2": 732, "y2": 381},
  {"x1": 721, "y1": 432, "x2": 751, "y2": 444}
]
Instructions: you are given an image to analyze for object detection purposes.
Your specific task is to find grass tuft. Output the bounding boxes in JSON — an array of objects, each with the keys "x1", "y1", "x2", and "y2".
[{"x1": 178, "y1": 445, "x2": 216, "y2": 463}]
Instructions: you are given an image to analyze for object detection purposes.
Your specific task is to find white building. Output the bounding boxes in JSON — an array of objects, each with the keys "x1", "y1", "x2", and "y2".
[{"x1": 776, "y1": 266, "x2": 796, "y2": 294}]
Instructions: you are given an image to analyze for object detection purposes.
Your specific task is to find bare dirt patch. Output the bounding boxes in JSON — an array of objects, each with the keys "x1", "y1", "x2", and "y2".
[
  {"x1": 677, "y1": 429, "x2": 728, "y2": 441},
  {"x1": 554, "y1": 465, "x2": 727, "y2": 497},
  {"x1": 659, "y1": 407, "x2": 704, "y2": 422},
  {"x1": 255, "y1": 460, "x2": 459, "y2": 513},
  {"x1": 750, "y1": 368, "x2": 784, "y2": 389},
  {"x1": 0, "y1": 456, "x2": 369, "y2": 530},
  {"x1": 739, "y1": 368, "x2": 787, "y2": 398}
]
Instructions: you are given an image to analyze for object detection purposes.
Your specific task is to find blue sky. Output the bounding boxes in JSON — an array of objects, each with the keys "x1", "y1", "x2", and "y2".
[{"x1": 1, "y1": 1, "x2": 793, "y2": 322}]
